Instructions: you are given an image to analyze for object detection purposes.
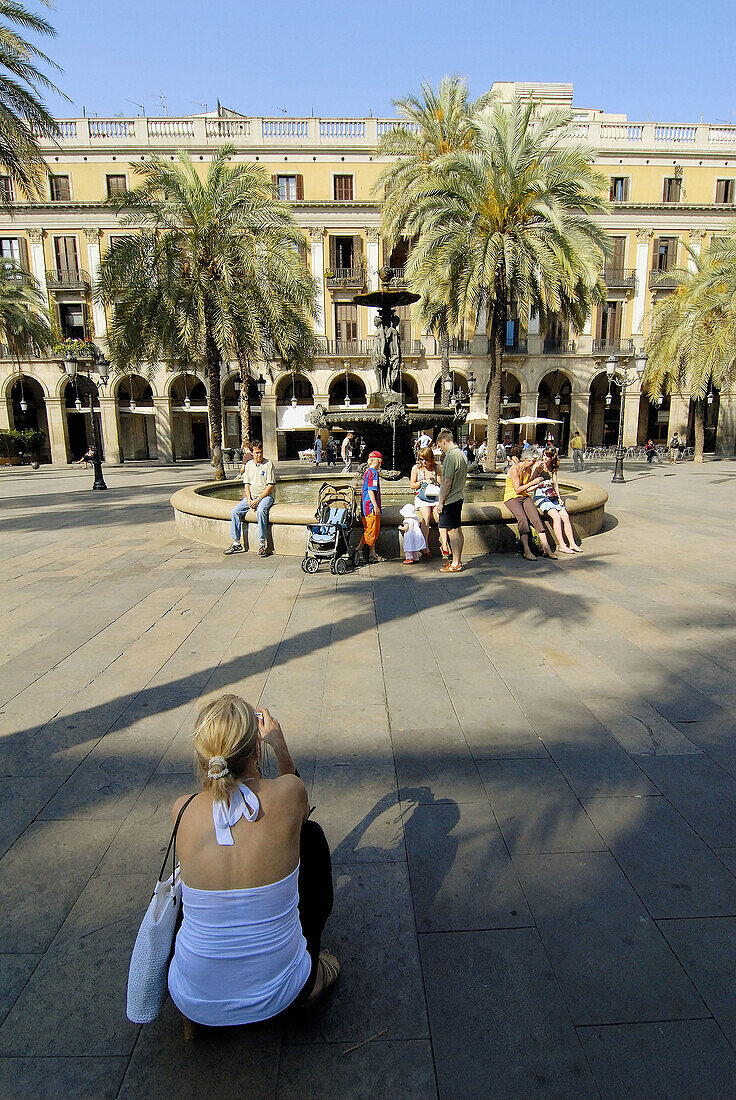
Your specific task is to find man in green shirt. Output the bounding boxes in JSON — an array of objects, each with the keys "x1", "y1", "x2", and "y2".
[
  {"x1": 436, "y1": 429, "x2": 468, "y2": 573},
  {"x1": 570, "y1": 429, "x2": 585, "y2": 471}
]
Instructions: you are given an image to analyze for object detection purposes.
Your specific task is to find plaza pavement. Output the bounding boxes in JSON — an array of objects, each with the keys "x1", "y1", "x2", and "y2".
[{"x1": 0, "y1": 455, "x2": 735, "y2": 1100}]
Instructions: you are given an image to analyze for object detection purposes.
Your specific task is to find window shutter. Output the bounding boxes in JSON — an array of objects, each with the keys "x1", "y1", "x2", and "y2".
[
  {"x1": 328, "y1": 235, "x2": 336, "y2": 271},
  {"x1": 611, "y1": 237, "x2": 626, "y2": 270},
  {"x1": 609, "y1": 178, "x2": 615, "y2": 202},
  {"x1": 353, "y1": 235, "x2": 363, "y2": 269},
  {"x1": 595, "y1": 306, "x2": 604, "y2": 342},
  {"x1": 610, "y1": 301, "x2": 621, "y2": 340},
  {"x1": 271, "y1": 174, "x2": 278, "y2": 193},
  {"x1": 296, "y1": 174, "x2": 304, "y2": 200},
  {"x1": 716, "y1": 179, "x2": 726, "y2": 203},
  {"x1": 651, "y1": 238, "x2": 659, "y2": 272},
  {"x1": 17, "y1": 236, "x2": 29, "y2": 272}
]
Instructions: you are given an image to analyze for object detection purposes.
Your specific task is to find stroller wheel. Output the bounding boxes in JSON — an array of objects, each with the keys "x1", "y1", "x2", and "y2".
[
  {"x1": 304, "y1": 556, "x2": 320, "y2": 574},
  {"x1": 329, "y1": 560, "x2": 337, "y2": 574},
  {"x1": 335, "y1": 556, "x2": 349, "y2": 575},
  {"x1": 301, "y1": 557, "x2": 309, "y2": 573}
]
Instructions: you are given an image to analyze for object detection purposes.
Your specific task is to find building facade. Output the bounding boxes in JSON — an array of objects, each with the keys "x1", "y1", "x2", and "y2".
[{"x1": 2, "y1": 82, "x2": 735, "y2": 465}]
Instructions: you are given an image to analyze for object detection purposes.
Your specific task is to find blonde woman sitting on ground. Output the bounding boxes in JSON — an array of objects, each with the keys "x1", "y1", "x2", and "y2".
[{"x1": 168, "y1": 695, "x2": 339, "y2": 1032}]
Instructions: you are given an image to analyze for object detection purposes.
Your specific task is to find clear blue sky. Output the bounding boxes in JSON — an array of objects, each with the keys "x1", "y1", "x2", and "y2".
[{"x1": 40, "y1": 0, "x2": 735, "y2": 124}]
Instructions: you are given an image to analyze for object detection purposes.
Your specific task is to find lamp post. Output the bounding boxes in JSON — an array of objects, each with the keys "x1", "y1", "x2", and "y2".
[
  {"x1": 605, "y1": 351, "x2": 648, "y2": 483},
  {"x1": 62, "y1": 351, "x2": 109, "y2": 490}
]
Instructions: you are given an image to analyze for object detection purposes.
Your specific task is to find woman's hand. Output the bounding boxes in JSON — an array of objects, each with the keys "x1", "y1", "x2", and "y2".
[{"x1": 258, "y1": 707, "x2": 284, "y2": 747}]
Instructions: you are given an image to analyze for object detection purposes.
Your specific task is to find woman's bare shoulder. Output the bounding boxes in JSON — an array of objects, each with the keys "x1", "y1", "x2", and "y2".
[{"x1": 171, "y1": 791, "x2": 200, "y2": 825}]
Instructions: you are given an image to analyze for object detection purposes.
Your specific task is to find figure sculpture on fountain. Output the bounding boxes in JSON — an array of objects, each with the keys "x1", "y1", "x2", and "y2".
[{"x1": 371, "y1": 312, "x2": 403, "y2": 395}]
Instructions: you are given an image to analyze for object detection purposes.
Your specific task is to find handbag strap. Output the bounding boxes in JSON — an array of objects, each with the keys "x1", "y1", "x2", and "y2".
[{"x1": 158, "y1": 793, "x2": 197, "y2": 883}]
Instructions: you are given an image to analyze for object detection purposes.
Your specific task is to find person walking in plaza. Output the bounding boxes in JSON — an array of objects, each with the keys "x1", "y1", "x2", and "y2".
[
  {"x1": 436, "y1": 429, "x2": 468, "y2": 573},
  {"x1": 224, "y1": 441, "x2": 276, "y2": 557},
  {"x1": 325, "y1": 435, "x2": 337, "y2": 467},
  {"x1": 645, "y1": 438, "x2": 656, "y2": 463},
  {"x1": 571, "y1": 429, "x2": 585, "y2": 471},
  {"x1": 503, "y1": 445, "x2": 557, "y2": 562},
  {"x1": 356, "y1": 450, "x2": 382, "y2": 564},
  {"x1": 168, "y1": 695, "x2": 339, "y2": 1031},
  {"x1": 314, "y1": 434, "x2": 322, "y2": 468},
  {"x1": 669, "y1": 431, "x2": 682, "y2": 463},
  {"x1": 341, "y1": 431, "x2": 355, "y2": 473}
]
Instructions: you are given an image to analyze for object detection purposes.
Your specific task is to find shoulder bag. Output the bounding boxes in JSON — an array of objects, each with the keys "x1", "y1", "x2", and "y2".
[{"x1": 126, "y1": 793, "x2": 197, "y2": 1023}]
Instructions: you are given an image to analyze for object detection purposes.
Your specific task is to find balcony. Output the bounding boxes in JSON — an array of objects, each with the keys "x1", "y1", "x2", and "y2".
[
  {"x1": 315, "y1": 338, "x2": 372, "y2": 357},
  {"x1": 592, "y1": 338, "x2": 634, "y2": 354},
  {"x1": 500, "y1": 338, "x2": 528, "y2": 355},
  {"x1": 390, "y1": 266, "x2": 409, "y2": 288},
  {"x1": 603, "y1": 267, "x2": 636, "y2": 289},
  {"x1": 543, "y1": 338, "x2": 577, "y2": 354},
  {"x1": 46, "y1": 267, "x2": 90, "y2": 291},
  {"x1": 325, "y1": 267, "x2": 365, "y2": 290},
  {"x1": 649, "y1": 268, "x2": 679, "y2": 289},
  {"x1": 449, "y1": 338, "x2": 472, "y2": 354}
]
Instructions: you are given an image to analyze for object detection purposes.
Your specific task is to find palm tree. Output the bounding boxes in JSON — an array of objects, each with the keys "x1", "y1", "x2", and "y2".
[
  {"x1": 0, "y1": 257, "x2": 53, "y2": 357},
  {"x1": 0, "y1": 0, "x2": 64, "y2": 199},
  {"x1": 376, "y1": 77, "x2": 494, "y2": 397},
  {"x1": 644, "y1": 229, "x2": 736, "y2": 460},
  {"x1": 399, "y1": 94, "x2": 609, "y2": 467},
  {"x1": 97, "y1": 148, "x2": 317, "y2": 479}
]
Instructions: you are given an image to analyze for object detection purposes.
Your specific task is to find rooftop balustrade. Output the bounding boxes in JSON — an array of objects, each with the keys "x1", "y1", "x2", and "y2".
[{"x1": 31, "y1": 115, "x2": 736, "y2": 155}]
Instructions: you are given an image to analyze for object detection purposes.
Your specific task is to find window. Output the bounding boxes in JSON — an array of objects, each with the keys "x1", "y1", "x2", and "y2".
[
  {"x1": 396, "y1": 304, "x2": 412, "y2": 348},
  {"x1": 663, "y1": 177, "x2": 682, "y2": 203},
  {"x1": 715, "y1": 179, "x2": 736, "y2": 204},
  {"x1": 329, "y1": 234, "x2": 361, "y2": 273},
  {"x1": 334, "y1": 303, "x2": 358, "y2": 345},
  {"x1": 274, "y1": 174, "x2": 303, "y2": 201},
  {"x1": 609, "y1": 177, "x2": 630, "y2": 202},
  {"x1": 59, "y1": 302, "x2": 86, "y2": 340},
  {"x1": 333, "y1": 174, "x2": 354, "y2": 201},
  {"x1": 50, "y1": 174, "x2": 71, "y2": 202},
  {"x1": 0, "y1": 176, "x2": 13, "y2": 203},
  {"x1": 106, "y1": 174, "x2": 127, "y2": 197},
  {"x1": 54, "y1": 235, "x2": 79, "y2": 276},
  {"x1": 653, "y1": 237, "x2": 678, "y2": 271},
  {"x1": 0, "y1": 238, "x2": 20, "y2": 263},
  {"x1": 604, "y1": 236, "x2": 627, "y2": 277},
  {"x1": 596, "y1": 301, "x2": 622, "y2": 344}
]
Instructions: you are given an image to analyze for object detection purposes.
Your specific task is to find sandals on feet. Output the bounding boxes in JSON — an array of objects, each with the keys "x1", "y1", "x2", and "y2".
[
  {"x1": 439, "y1": 562, "x2": 463, "y2": 573},
  {"x1": 303, "y1": 951, "x2": 341, "y2": 1010}
]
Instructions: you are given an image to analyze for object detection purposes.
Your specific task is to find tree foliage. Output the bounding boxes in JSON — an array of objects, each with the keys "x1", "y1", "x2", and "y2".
[
  {"x1": 97, "y1": 148, "x2": 317, "y2": 478},
  {"x1": 644, "y1": 228, "x2": 736, "y2": 460},
  {"x1": 0, "y1": 0, "x2": 64, "y2": 199}
]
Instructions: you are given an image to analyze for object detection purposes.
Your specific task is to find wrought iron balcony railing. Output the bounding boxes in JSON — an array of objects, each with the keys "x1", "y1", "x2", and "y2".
[
  {"x1": 325, "y1": 268, "x2": 365, "y2": 289},
  {"x1": 46, "y1": 267, "x2": 90, "y2": 290},
  {"x1": 649, "y1": 268, "x2": 679, "y2": 289},
  {"x1": 592, "y1": 338, "x2": 634, "y2": 353},
  {"x1": 500, "y1": 338, "x2": 528, "y2": 355},
  {"x1": 543, "y1": 338, "x2": 577, "y2": 354},
  {"x1": 603, "y1": 267, "x2": 637, "y2": 288}
]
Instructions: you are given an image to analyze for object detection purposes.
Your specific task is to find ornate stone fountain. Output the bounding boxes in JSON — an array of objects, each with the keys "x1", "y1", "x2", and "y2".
[{"x1": 309, "y1": 267, "x2": 464, "y2": 476}]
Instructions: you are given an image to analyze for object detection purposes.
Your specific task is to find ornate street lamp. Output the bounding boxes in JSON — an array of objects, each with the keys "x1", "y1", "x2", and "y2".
[
  {"x1": 605, "y1": 351, "x2": 648, "y2": 483},
  {"x1": 256, "y1": 375, "x2": 266, "y2": 401},
  {"x1": 62, "y1": 350, "x2": 108, "y2": 490},
  {"x1": 468, "y1": 371, "x2": 477, "y2": 396},
  {"x1": 290, "y1": 368, "x2": 298, "y2": 408}
]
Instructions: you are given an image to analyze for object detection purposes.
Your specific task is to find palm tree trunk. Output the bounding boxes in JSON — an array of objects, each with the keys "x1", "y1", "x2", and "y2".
[
  {"x1": 439, "y1": 326, "x2": 450, "y2": 401},
  {"x1": 693, "y1": 397, "x2": 705, "y2": 463},
  {"x1": 238, "y1": 357, "x2": 251, "y2": 449},
  {"x1": 485, "y1": 298, "x2": 505, "y2": 472},
  {"x1": 205, "y1": 330, "x2": 225, "y2": 480}
]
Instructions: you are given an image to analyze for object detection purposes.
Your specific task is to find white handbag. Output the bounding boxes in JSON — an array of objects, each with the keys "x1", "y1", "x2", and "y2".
[{"x1": 126, "y1": 794, "x2": 196, "y2": 1024}]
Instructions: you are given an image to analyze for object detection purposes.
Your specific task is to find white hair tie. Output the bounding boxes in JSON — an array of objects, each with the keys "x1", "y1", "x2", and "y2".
[{"x1": 207, "y1": 756, "x2": 229, "y2": 780}]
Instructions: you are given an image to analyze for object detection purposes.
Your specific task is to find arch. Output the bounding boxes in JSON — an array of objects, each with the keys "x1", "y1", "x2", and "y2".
[
  {"x1": 328, "y1": 372, "x2": 367, "y2": 407},
  {"x1": 537, "y1": 369, "x2": 573, "y2": 451},
  {"x1": 587, "y1": 371, "x2": 621, "y2": 447},
  {"x1": 275, "y1": 371, "x2": 314, "y2": 405},
  {"x1": 2, "y1": 371, "x2": 50, "y2": 401},
  {"x1": 7, "y1": 375, "x2": 51, "y2": 461},
  {"x1": 61, "y1": 377, "x2": 103, "y2": 462},
  {"x1": 168, "y1": 372, "x2": 208, "y2": 405},
  {"x1": 114, "y1": 373, "x2": 154, "y2": 407},
  {"x1": 494, "y1": 369, "x2": 523, "y2": 413},
  {"x1": 433, "y1": 370, "x2": 468, "y2": 406},
  {"x1": 400, "y1": 373, "x2": 418, "y2": 405}
]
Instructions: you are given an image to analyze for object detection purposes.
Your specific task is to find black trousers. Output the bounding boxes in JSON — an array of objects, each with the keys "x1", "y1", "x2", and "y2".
[{"x1": 291, "y1": 819, "x2": 334, "y2": 1005}]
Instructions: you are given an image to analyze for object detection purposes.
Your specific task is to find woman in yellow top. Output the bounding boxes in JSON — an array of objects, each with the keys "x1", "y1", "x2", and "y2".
[{"x1": 503, "y1": 445, "x2": 557, "y2": 561}]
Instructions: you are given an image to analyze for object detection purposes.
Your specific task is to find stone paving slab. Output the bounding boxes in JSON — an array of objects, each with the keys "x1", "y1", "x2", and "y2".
[{"x1": 1, "y1": 460, "x2": 736, "y2": 1097}]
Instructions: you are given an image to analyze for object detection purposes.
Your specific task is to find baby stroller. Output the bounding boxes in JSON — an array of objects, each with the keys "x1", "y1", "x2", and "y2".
[{"x1": 302, "y1": 482, "x2": 360, "y2": 575}]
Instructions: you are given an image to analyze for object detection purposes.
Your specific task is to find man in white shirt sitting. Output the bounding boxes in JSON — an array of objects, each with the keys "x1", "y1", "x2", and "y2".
[{"x1": 224, "y1": 441, "x2": 276, "y2": 557}]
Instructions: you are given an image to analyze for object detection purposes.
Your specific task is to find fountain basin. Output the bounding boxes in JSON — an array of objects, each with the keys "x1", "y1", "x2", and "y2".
[{"x1": 171, "y1": 475, "x2": 608, "y2": 557}]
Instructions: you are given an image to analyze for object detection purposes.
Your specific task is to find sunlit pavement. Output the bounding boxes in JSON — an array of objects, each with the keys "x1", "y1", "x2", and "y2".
[{"x1": 1, "y1": 457, "x2": 735, "y2": 1099}]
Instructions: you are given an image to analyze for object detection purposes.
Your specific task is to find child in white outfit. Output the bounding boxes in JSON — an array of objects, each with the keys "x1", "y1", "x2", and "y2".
[{"x1": 399, "y1": 503, "x2": 427, "y2": 565}]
